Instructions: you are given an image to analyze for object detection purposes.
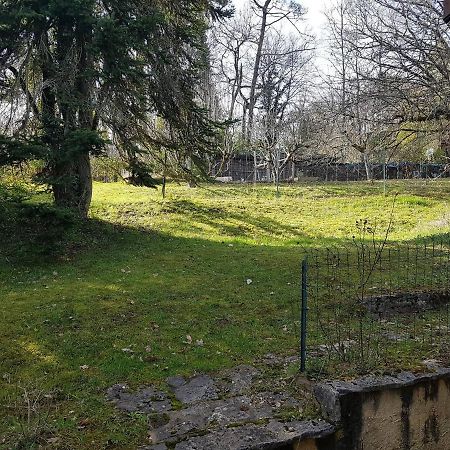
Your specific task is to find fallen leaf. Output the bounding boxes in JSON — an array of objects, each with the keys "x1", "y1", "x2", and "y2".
[{"x1": 77, "y1": 418, "x2": 90, "y2": 430}]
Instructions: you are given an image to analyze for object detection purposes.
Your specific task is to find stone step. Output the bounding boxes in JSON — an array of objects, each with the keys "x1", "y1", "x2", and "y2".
[{"x1": 143, "y1": 420, "x2": 334, "y2": 450}]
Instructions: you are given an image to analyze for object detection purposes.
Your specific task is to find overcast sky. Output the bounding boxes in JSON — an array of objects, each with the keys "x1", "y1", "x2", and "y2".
[
  {"x1": 231, "y1": 0, "x2": 331, "y2": 76},
  {"x1": 232, "y1": 0, "x2": 328, "y2": 38}
]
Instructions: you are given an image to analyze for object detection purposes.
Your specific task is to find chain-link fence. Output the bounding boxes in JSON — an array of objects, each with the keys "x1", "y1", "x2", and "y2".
[{"x1": 211, "y1": 157, "x2": 450, "y2": 182}]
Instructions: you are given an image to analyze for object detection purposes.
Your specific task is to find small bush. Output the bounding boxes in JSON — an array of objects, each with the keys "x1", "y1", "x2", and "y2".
[{"x1": 0, "y1": 189, "x2": 77, "y2": 259}]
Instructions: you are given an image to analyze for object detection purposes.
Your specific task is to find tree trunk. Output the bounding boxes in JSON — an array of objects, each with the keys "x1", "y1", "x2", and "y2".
[
  {"x1": 253, "y1": 150, "x2": 258, "y2": 183},
  {"x1": 53, "y1": 154, "x2": 92, "y2": 218},
  {"x1": 363, "y1": 152, "x2": 372, "y2": 181},
  {"x1": 247, "y1": 1, "x2": 270, "y2": 142},
  {"x1": 50, "y1": 17, "x2": 95, "y2": 219},
  {"x1": 247, "y1": 0, "x2": 271, "y2": 181}
]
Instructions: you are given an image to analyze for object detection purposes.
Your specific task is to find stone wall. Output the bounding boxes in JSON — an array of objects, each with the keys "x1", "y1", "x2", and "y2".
[{"x1": 314, "y1": 368, "x2": 450, "y2": 450}]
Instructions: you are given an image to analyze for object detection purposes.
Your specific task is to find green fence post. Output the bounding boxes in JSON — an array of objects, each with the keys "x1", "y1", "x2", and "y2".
[{"x1": 300, "y1": 259, "x2": 308, "y2": 372}]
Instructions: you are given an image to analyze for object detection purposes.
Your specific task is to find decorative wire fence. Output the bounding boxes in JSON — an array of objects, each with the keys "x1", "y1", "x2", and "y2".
[{"x1": 300, "y1": 236, "x2": 450, "y2": 373}]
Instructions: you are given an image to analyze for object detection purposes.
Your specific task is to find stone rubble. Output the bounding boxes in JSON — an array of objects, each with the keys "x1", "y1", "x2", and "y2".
[{"x1": 107, "y1": 360, "x2": 333, "y2": 449}]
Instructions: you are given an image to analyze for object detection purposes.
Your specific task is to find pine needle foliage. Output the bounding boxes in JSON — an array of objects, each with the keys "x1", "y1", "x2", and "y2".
[{"x1": 0, "y1": 0, "x2": 232, "y2": 216}]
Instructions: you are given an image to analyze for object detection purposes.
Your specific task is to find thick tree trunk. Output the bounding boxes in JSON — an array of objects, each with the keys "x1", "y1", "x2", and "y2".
[
  {"x1": 51, "y1": 17, "x2": 95, "y2": 218},
  {"x1": 53, "y1": 154, "x2": 93, "y2": 218}
]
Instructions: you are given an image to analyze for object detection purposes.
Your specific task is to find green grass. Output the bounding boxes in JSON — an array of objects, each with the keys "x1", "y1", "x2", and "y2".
[{"x1": 0, "y1": 180, "x2": 449, "y2": 449}]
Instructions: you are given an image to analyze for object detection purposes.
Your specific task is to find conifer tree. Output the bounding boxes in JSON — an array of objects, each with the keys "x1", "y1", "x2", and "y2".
[{"x1": 0, "y1": 0, "x2": 232, "y2": 217}]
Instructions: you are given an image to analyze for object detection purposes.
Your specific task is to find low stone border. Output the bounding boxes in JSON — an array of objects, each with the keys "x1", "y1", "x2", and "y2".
[
  {"x1": 107, "y1": 358, "x2": 450, "y2": 449},
  {"x1": 314, "y1": 368, "x2": 450, "y2": 449}
]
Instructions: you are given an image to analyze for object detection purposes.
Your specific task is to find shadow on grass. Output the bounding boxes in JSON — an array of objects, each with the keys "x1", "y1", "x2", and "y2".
[
  {"x1": 2, "y1": 198, "x2": 447, "y2": 377},
  {"x1": 1, "y1": 193, "x2": 449, "y2": 448},
  {"x1": 161, "y1": 198, "x2": 303, "y2": 239},
  {"x1": 0, "y1": 200, "x2": 308, "y2": 380}
]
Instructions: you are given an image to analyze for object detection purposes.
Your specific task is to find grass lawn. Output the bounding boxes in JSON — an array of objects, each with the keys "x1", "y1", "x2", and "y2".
[{"x1": 0, "y1": 180, "x2": 449, "y2": 449}]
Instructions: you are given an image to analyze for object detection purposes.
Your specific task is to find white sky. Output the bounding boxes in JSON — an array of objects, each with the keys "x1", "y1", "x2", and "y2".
[
  {"x1": 232, "y1": 0, "x2": 328, "y2": 38},
  {"x1": 231, "y1": 0, "x2": 331, "y2": 78}
]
